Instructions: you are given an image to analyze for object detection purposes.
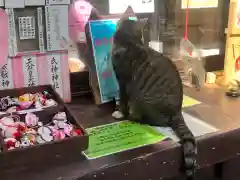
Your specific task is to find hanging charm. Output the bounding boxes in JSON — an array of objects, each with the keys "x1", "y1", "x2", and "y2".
[
  {"x1": 180, "y1": 0, "x2": 206, "y2": 90},
  {"x1": 180, "y1": 0, "x2": 197, "y2": 58}
]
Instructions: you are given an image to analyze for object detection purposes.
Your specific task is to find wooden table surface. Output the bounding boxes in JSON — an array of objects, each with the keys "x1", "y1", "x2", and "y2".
[{"x1": 2, "y1": 85, "x2": 240, "y2": 180}]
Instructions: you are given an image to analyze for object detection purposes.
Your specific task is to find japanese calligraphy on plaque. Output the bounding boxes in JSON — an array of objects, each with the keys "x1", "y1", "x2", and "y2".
[
  {"x1": 18, "y1": 16, "x2": 36, "y2": 40},
  {"x1": 37, "y1": 7, "x2": 45, "y2": 52},
  {"x1": 5, "y1": 8, "x2": 17, "y2": 57},
  {"x1": 45, "y1": 5, "x2": 69, "y2": 51},
  {"x1": 48, "y1": 54, "x2": 63, "y2": 97},
  {"x1": 22, "y1": 56, "x2": 39, "y2": 87},
  {"x1": 0, "y1": 59, "x2": 13, "y2": 89}
]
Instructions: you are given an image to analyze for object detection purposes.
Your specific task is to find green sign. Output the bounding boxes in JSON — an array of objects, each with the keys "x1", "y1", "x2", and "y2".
[
  {"x1": 83, "y1": 121, "x2": 167, "y2": 159},
  {"x1": 183, "y1": 95, "x2": 201, "y2": 108}
]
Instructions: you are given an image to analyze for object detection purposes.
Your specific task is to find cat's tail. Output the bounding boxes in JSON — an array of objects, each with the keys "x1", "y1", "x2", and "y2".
[{"x1": 170, "y1": 112, "x2": 197, "y2": 180}]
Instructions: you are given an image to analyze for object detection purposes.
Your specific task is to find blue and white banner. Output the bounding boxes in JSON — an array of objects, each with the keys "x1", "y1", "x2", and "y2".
[{"x1": 89, "y1": 19, "x2": 120, "y2": 103}]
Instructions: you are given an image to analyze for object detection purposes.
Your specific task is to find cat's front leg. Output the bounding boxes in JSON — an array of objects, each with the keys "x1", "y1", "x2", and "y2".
[{"x1": 112, "y1": 82, "x2": 129, "y2": 119}]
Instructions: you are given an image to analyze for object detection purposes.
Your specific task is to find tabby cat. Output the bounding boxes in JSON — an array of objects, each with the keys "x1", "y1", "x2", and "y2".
[{"x1": 111, "y1": 18, "x2": 197, "y2": 180}]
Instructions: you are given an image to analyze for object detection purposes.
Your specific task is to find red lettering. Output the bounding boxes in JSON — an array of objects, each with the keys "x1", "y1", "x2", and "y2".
[
  {"x1": 102, "y1": 71, "x2": 112, "y2": 78},
  {"x1": 94, "y1": 39, "x2": 101, "y2": 46},
  {"x1": 94, "y1": 36, "x2": 114, "y2": 46},
  {"x1": 103, "y1": 38, "x2": 108, "y2": 45}
]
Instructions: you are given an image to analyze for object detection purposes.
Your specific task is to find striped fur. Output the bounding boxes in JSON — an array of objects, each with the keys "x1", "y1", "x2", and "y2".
[{"x1": 111, "y1": 19, "x2": 197, "y2": 180}]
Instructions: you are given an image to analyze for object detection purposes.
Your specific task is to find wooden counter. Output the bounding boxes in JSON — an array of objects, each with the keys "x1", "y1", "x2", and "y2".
[{"x1": 2, "y1": 85, "x2": 240, "y2": 180}]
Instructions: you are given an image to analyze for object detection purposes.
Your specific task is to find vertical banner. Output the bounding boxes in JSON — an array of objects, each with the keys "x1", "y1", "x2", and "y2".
[
  {"x1": 89, "y1": 19, "x2": 120, "y2": 103},
  {"x1": 5, "y1": 8, "x2": 17, "y2": 57},
  {"x1": 37, "y1": 7, "x2": 45, "y2": 53},
  {"x1": 45, "y1": 5, "x2": 69, "y2": 51},
  {"x1": 0, "y1": 58, "x2": 13, "y2": 89},
  {"x1": 22, "y1": 55, "x2": 39, "y2": 87},
  {"x1": 46, "y1": 53, "x2": 63, "y2": 99}
]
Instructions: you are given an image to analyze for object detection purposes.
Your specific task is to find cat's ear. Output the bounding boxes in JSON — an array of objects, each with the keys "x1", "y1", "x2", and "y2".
[
  {"x1": 121, "y1": 6, "x2": 136, "y2": 20},
  {"x1": 117, "y1": 6, "x2": 137, "y2": 27},
  {"x1": 88, "y1": 8, "x2": 101, "y2": 20}
]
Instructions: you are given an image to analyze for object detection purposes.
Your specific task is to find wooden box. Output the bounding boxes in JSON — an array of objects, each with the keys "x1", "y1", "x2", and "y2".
[
  {"x1": 0, "y1": 85, "x2": 88, "y2": 173},
  {"x1": 0, "y1": 85, "x2": 64, "y2": 115}
]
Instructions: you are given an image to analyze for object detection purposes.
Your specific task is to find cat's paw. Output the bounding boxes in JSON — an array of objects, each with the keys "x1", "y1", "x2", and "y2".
[{"x1": 112, "y1": 110, "x2": 124, "y2": 119}]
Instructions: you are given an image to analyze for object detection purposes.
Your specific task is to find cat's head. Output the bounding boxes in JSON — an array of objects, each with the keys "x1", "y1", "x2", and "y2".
[{"x1": 113, "y1": 7, "x2": 147, "y2": 47}]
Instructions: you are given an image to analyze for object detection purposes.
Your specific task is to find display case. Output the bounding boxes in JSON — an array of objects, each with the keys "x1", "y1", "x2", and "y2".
[{"x1": 70, "y1": 0, "x2": 228, "y2": 98}]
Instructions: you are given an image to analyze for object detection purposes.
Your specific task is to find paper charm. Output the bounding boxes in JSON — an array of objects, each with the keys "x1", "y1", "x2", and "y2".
[{"x1": 180, "y1": 38, "x2": 197, "y2": 58}]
